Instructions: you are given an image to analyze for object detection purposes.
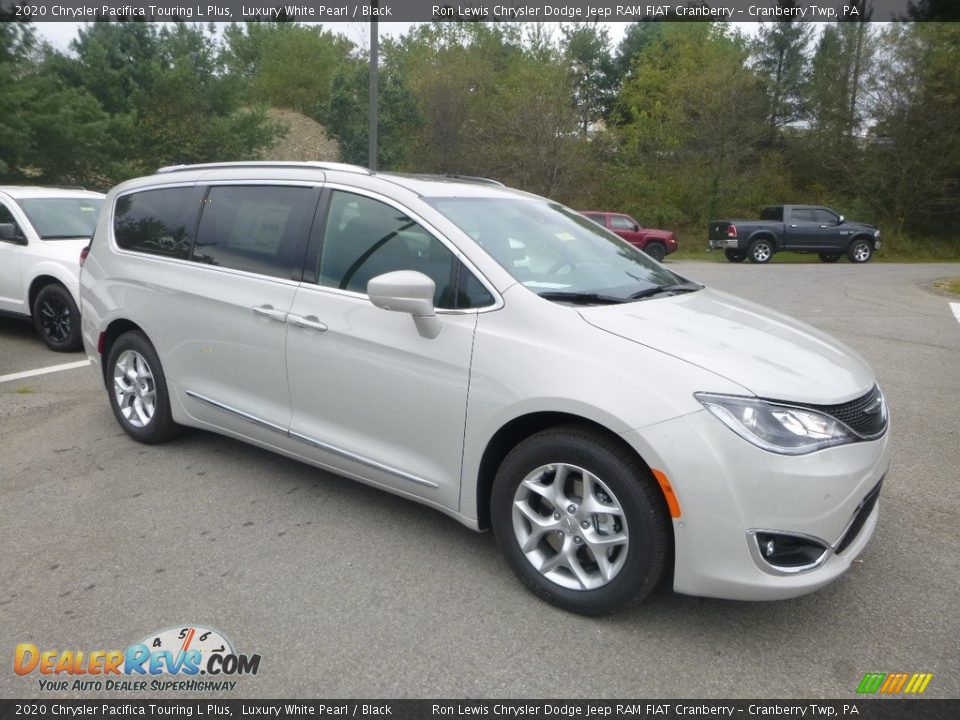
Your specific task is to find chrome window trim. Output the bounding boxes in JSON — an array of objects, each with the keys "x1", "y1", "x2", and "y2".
[
  {"x1": 184, "y1": 390, "x2": 439, "y2": 490},
  {"x1": 318, "y1": 182, "x2": 504, "y2": 313},
  {"x1": 110, "y1": 181, "x2": 324, "y2": 286}
]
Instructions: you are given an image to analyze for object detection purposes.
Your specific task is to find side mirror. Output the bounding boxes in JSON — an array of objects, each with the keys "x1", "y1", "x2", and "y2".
[
  {"x1": 0, "y1": 222, "x2": 22, "y2": 243},
  {"x1": 368, "y1": 270, "x2": 441, "y2": 339},
  {"x1": 837, "y1": 215, "x2": 845, "y2": 224}
]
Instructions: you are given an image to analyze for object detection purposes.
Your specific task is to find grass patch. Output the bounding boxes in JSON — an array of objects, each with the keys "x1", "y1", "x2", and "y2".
[
  {"x1": 933, "y1": 278, "x2": 960, "y2": 296},
  {"x1": 14, "y1": 386, "x2": 34, "y2": 394}
]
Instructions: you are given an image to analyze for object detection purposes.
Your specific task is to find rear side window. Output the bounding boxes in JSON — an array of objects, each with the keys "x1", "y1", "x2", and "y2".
[
  {"x1": 760, "y1": 207, "x2": 783, "y2": 221},
  {"x1": 114, "y1": 188, "x2": 196, "y2": 259},
  {"x1": 192, "y1": 185, "x2": 316, "y2": 280}
]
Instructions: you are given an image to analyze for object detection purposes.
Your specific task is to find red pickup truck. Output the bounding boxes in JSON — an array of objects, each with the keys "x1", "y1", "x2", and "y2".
[{"x1": 580, "y1": 211, "x2": 678, "y2": 262}]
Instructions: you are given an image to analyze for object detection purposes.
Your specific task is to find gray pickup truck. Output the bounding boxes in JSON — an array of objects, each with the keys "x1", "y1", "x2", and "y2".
[{"x1": 709, "y1": 205, "x2": 881, "y2": 264}]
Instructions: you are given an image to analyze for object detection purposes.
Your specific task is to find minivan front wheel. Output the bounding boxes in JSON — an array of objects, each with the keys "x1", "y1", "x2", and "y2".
[
  {"x1": 491, "y1": 427, "x2": 669, "y2": 615},
  {"x1": 106, "y1": 331, "x2": 179, "y2": 444}
]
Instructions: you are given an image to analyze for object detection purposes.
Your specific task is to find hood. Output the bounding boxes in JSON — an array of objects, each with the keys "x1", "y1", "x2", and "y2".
[
  {"x1": 846, "y1": 220, "x2": 877, "y2": 230},
  {"x1": 38, "y1": 237, "x2": 88, "y2": 262},
  {"x1": 578, "y1": 288, "x2": 875, "y2": 405}
]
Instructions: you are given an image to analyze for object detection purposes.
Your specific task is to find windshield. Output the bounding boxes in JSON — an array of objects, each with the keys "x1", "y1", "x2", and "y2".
[
  {"x1": 17, "y1": 197, "x2": 103, "y2": 239},
  {"x1": 427, "y1": 197, "x2": 691, "y2": 302}
]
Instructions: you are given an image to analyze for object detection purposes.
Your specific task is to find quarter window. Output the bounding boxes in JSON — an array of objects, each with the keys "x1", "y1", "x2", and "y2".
[
  {"x1": 114, "y1": 188, "x2": 196, "y2": 259},
  {"x1": 192, "y1": 185, "x2": 316, "y2": 280},
  {"x1": 318, "y1": 191, "x2": 491, "y2": 310}
]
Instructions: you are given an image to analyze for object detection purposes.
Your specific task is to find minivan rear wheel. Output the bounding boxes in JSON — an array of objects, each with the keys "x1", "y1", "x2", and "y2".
[
  {"x1": 106, "y1": 331, "x2": 179, "y2": 444},
  {"x1": 491, "y1": 426, "x2": 669, "y2": 615}
]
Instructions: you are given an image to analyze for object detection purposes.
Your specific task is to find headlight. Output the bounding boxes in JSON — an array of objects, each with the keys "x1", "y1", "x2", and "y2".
[{"x1": 695, "y1": 393, "x2": 856, "y2": 455}]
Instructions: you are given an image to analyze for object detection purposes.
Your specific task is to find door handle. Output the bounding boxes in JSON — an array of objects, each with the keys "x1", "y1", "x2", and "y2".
[
  {"x1": 789, "y1": 224, "x2": 798, "y2": 228},
  {"x1": 819, "y1": 225, "x2": 828, "y2": 228},
  {"x1": 252, "y1": 305, "x2": 288, "y2": 323},
  {"x1": 288, "y1": 314, "x2": 328, "y2": 332}
]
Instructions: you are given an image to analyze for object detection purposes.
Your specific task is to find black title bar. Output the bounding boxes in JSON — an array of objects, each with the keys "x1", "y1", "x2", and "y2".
[{"x1": 0, "y1": 0, "x2": 938, "y2": 24}]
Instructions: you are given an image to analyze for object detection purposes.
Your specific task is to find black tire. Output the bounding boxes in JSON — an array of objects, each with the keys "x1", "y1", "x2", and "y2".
[
  {"x1": 105, "y1": 331, "x2": 180, "y2": 444},
  {"x1": 847, "y1": 238, "x2": 873, "y2": 263},
  {"x1": 491, "y1": 425, "x2": 670, "y2": 615},
  {"x1": 747, "y1": 238, "x2": 774, "y2": 264},
  {"x1": 724, "y1": 249, "x2": 746, "y2": 263},
  {"x1": 818, "y1": 252, "x2": 842, "y2": 263},
  {"x1": 643, "y1": 242, "x2": 666, "y2": 263},
  {"x1": 32, "y1": 283, "x2": 82, "y2": 352}
]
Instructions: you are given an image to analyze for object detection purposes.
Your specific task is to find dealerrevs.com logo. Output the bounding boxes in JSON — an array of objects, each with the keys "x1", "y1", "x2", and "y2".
[{"x1": 14, "y1": 625, "x2": 261, "y2": 693}]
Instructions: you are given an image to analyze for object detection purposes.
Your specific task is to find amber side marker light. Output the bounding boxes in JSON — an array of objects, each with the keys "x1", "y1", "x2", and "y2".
[{"x1": 652, "y1": 468, "x2": 682, "y2": 518}]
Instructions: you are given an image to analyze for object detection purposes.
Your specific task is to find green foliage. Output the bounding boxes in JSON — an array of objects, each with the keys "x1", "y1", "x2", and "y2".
[
  {"x1": 223, "y1": 22, "x2": 354, "y2": 115},
  {"x1": 612, "y1": 23, "x2": 767, "y2": 227},
  {"x1": 1, "y1": 18, "x2": 956, "y2": 257},
  {"x1": 321, "y1": 47, "x2": 419, "y2": 168}
]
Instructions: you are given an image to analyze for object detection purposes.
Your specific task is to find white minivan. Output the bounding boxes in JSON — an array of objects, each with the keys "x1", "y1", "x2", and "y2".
[{"x1": 80, "y1": 163, "x2": 889, "y2": 614}]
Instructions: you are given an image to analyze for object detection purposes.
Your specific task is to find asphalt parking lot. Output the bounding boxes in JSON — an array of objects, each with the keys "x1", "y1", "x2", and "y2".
[{"x1": 1, "y1": 261, "x2": 958, "y2": 699}]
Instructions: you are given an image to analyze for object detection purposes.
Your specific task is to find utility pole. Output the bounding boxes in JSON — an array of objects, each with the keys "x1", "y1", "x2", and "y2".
[{"x1": 368, "y1": 0, "x2": 379, "y2": 172}]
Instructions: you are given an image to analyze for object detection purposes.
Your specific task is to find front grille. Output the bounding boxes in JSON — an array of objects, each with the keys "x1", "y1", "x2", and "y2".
[
  {"x1": 808, "y1": 385, "x2": 887, "y2": 438},
  {"x1": 835, "y1": 479, "x2": 883, "y2": 554}
]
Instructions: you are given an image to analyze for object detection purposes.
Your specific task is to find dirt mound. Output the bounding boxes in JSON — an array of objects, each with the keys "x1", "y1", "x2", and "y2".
[{"x1": 259, "y1": 108, "x2": 341, "y2": 162}]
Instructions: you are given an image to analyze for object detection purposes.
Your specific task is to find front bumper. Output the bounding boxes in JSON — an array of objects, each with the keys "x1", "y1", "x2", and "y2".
[{"x1": 622, "y1": 409, "x2": 889, "y2": 601}]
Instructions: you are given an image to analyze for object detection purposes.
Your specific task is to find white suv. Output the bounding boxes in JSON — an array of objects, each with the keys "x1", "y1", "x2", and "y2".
[
  {"x1": 80, "y1": 163, "x2": 889, "y2": 614},
  {"x1": 0, "y1": 186, "x2": 105, "y2": 351}
]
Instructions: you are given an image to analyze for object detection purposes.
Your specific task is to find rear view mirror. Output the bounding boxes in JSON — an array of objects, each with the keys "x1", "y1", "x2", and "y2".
[{"x1": 368, "y1": 270, "x2": 441, "y2": 339}]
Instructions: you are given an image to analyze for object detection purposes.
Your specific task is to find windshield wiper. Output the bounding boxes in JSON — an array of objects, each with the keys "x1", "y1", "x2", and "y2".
[
  {"x1": 537, "y1": 291, "x2": 629, "y2": 305},
  {"x1": 628, "y1": 282, "x2": 703, "y2": 301}
]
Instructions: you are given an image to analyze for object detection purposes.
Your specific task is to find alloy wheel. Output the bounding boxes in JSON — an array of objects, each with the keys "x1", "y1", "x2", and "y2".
[
  {"x1": 113, "y1": 350, "x2": 157, "y2": 428},
  {"x1": 39, "y1": 296, "x2": 72, "y2": 343},
  {"x1": 511, "y1": 463, "x2": 629, "y2": 591}
]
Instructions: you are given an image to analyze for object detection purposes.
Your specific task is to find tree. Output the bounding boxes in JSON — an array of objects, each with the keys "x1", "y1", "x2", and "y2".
[
  {"x1": 321, "y1": 47, "x2": 419, "y2": 169},
  {"x1": 612, "y1": 23, "x2": 770, "y2": 226},
  {"x1": 42, "y1": 22, "x2": 281, "y2": 182},
  {"x1": 751, "y1": 14, "x2": 812, "y2": 134},
  {"x1": 559, "y1": 23, "x2": 617, "y2": 135},
  {"x1": 866, "y1": 22, "x2": 960, "y2": 241},
  {"x1": 223, "y1": 22, "x2": 354, "y2": 116}
]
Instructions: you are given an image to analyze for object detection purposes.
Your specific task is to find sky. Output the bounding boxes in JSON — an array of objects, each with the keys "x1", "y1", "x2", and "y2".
[{"x1": 33, "y1": 21, "x2": 686, "y2": 53}]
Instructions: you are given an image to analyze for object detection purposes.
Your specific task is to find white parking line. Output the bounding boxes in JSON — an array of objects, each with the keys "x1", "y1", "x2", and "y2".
[
  {"x1": 0, "y1": 359, "x2": 91, "y2": 384},
  {"x1": 952, "y1": 302, "x2": 960, "y2": 327}
]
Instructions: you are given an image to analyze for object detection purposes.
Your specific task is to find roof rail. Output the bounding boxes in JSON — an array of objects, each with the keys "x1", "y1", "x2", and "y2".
[
  {"x1": 155, "y1": 161, "x2": 372, "y2": 175},
  {"x1": 443, "y1": 174, "x2": 505, "y2": 187}
]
